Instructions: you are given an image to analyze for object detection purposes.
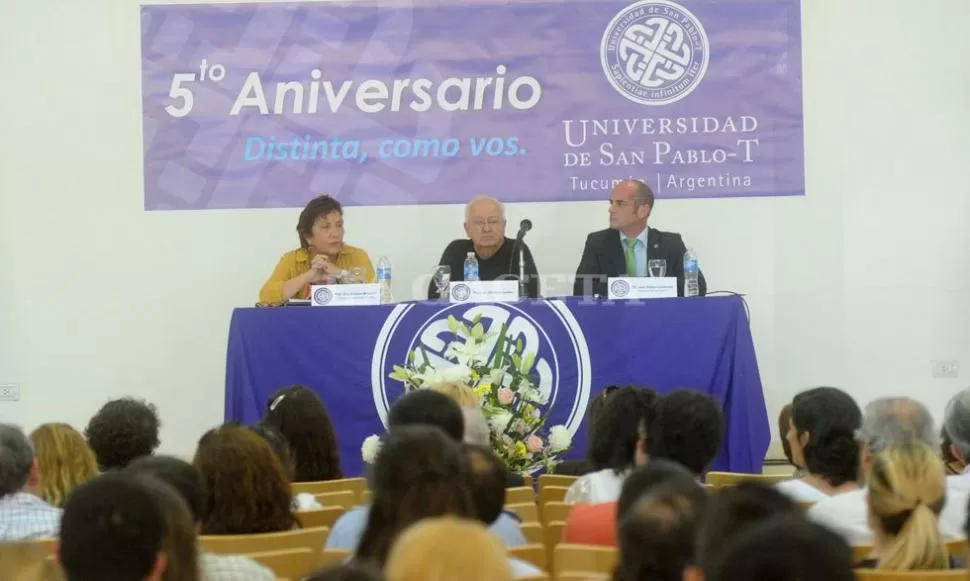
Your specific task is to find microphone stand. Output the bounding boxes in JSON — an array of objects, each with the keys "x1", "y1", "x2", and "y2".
[{"x1": 518, "y1": 245, "x2": 527, "y2": 299}]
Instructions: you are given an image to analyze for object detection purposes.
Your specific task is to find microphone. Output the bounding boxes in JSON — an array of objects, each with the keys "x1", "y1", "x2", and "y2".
[
  {"x1": 516, "y1": 219, "x2": 533, "y2": 240},
  {"x1": 509, "y1": 219, "x2": 533, "y2": 299}
]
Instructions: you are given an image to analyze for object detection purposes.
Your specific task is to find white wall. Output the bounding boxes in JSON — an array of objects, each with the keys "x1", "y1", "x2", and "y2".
[{"x1": 1, "y1": 0, "x2": 969, "y2": 457}]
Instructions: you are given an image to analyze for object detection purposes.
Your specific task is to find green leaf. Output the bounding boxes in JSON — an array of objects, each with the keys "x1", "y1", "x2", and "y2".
[
  {"x1": 471, "y1": 322, "x2": 485, "y2": 341},
  {"x1": 419, "y1": 346, "x2": 431, "y2": 367},
  {"x1": 407, "y1": 349, "x2": 415, "y2": 364},
  {"x1": 521, "y1": 353, "x2": 535, "y2": 374},
  {"x1": 493, "y1": 323, "x2": 508, "y2": 367},
  {"x1": 472, "y1": 312, "x2": 484, "y2": 325},
  {"x1": 516, "y1": 337, "x2": 524, "y2": 353},
  {"x1": 511, "y1": 353, "x2": 522, "y2": 371},
  {"x1": 448, "y1": 315, "x2": 459, "y2": 335}
]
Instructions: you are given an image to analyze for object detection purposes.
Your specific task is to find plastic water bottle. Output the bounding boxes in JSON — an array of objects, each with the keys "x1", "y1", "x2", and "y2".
[
  {"x1": 463, "y1": 252, "x2": 480, "y2": 281},
  {"x1": 376, "y1": 256, "x2": 393, "y2": 304},
  {"x1": 683, "y1": 248, "x2": 700, "y2": 297}
]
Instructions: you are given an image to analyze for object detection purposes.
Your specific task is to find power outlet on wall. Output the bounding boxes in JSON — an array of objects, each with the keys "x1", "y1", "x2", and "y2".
[
  {"x1": 931, "y1": 361, "x2": 960, "y2": 379},
  {"x1": 0, "y1": 384, "x2": 20, "y2": 402}
]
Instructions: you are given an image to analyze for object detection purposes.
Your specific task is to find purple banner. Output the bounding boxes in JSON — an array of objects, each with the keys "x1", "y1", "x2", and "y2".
[{"x1": 141, "y1": 0, "x2": 803, "y2": 210}]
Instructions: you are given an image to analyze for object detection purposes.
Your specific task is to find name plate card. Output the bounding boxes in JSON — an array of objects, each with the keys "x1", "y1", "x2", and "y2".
[
  {"x1": 607, "y1": 277, "x2": 677, "y2": 300},
  {"x1": 311, "y1": 284, "x2": 381, "y2": 307},
  {"x1": 449, "y1": 280, "x2": 519, "y2": 304}
]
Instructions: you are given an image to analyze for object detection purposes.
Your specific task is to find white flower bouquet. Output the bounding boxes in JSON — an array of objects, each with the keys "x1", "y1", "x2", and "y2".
[{"x1": 385, "y1": 314, "x2": 572, "y2": 474}]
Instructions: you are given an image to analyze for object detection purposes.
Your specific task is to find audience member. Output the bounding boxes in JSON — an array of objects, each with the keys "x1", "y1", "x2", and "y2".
[
  {"x1": 28, "y1": 423, "x2": 99, "y2": 507},
  {"x1": 777, "y1": 403, "x2": 797, "y2": 473},
  {"x1": 193, "y1": 424, "x2": 297, "y2": 534},
  {"x1": 249, "y1": 421, "x2": 323, "y2": 511},
  {"x1": 385, "y1": 517, "x2": 513, "y2": 581},
  {"x1": 85, "y1": 397, "x2": 161, "y2": 470},
  {"x1": 709, "y1": 515, "x2": 854, "y2": 581},
  {"x1": 776, "y1": 387, "x2": 862, "y2": 502},
  {"x1": 126, "y1": 455, "x2": 276, "y2": 581},
  {"x1": 564, "y1": 459, "x2": 701, "y2": 546},
  {"x1": 556, "y1": 385, "x2": 621, "y2": 476},
  {"x1": 696, "y1": 482, "x2": 799, "y2": 577},
  {"x1": 58, "y1": 472, "x2": 168, "y2": 581},
  {"x1": 430, "y1": 382, "x2": 490, "y2": 446},
  {"x1": 942, "y1": 389, "x2": 970, "y2": 480},
  {"x1": 462, "y1": 443, "x2": 526, "y2": 546},
  {"x1": 613, "y1": 484, "x2": 706, "y2": 581},
  {"x1": 354, "y1": 425, "x2": 475, "y2": 568},
  {"x1": 387, "y1": 390, "x2": 465, "y2": 442},
  {"x1": 808, "y1": 397, "x2": 970, "y2": 542},
  {"x1": 646, "y1": 389, "x2": 724, "y2": 478},
  {"x1": 0, "y1": 542, "x2": 64, "y2": 581},
  {"x1": 305, "y1": 563, "x2": 385, "y2": 581},
  {"x1": 135, "y1": 475, "x2": 201, "y2": 581},
  {"x1": 860, "y1": 440, "x2": 949, "y2": 570},
  {"x1": 565, "y1": 387, "x2": 658, "y2": 503},
  {"x1": 0, "y1": 423, "x2": 62, "y2": 540},
  {"x1": 264, "y1": 385, "x2": 343, "y2": 482}
]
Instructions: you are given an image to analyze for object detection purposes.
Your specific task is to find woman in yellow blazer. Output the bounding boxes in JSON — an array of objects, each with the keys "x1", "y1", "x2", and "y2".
[{"x1": 259, "y1": 195, "x2": 375, "y2": 305}]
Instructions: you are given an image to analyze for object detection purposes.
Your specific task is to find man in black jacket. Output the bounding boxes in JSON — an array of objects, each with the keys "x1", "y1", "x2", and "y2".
[{"x1": 573, "y1": 179, "x2": 706, "y2": 297}]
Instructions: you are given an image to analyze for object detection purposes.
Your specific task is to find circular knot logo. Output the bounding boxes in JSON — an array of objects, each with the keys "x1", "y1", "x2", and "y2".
[
  {"x1": 601, "y1": 0, "x2": 710, "y2": 106},
  {"x1": 450, "y1": 283, "x2": 472, "y2": 302},
  {"x1": 610, "y1": 279, "x2": 631, "y2": 297},
  {"x1": 312, "y1": 287, "x2": 333, "y2": 305}
]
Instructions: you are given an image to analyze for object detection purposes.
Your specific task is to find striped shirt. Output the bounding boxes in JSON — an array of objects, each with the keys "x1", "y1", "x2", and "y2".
[
  {"x1": 200, "y1": 552, "x2": 275, "y2": 581},
  {"x1": 0, "y1": 492, "x2": 62, "y2": 541}
]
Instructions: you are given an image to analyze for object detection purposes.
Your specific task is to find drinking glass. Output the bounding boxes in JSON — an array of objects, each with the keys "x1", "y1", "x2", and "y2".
[
  {"x1": 432, "y1": 265, "x2": 451, "y2": 298},
  {"x1": 350, "y1": 266, "x2": 364, "y2": 284},
  {"x1": 647, "y1": 259, "x2": 667, "y2": 278}
]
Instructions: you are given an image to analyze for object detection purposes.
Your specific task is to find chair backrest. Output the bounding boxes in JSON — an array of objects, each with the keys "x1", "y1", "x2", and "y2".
[
  {"x1": 945, "y1": 539, "x2": 968, "y2": 557},
  {"x1": 544, "y1": 520, "x2": 566, "y2": 569},
  {"x1": 28, "y1": 538, "x2": 57, "y2": 556},
  {"x1": 539, "y1": 486, "x2": 570, "y2": 507},
  {"x1": 557, "y1": 574, "x2": 610, "y2": 581},
  {"x1": 553, "y1": 544, "x2": 618, "y2": 576},
  {"x1": 542, "y1": 502, "x2": 572, "y2": 525},
  {"x1": 247, "y1": 548, "x2": 317, "y2": 580},
  {"x1": 517, "y1": 575, "x2": 551, "y2": 581},
  {"x1": 851, "y1": 545, "x2": 875, "y2": 565},
  {"x1": 520, "y1": 522, "x2": 544, "y2": 545},
  {"x1": 539, "y1": 474, "x2": 578, "y2": 491},
  {"x1": 360, "y1": 489, "x2": 373, "y2": 504},
  {"x1": 295, "y1": 506, "x2": 346, "y2": 530},
  {"x1": 200, "y1": 526, "x2": 329, "y2": 555},
  {"x1": 508, "y1": 502, "x2": 540, "y2": 523},
  {"x1": 853, "y1": 571, "x2": 968, "y2": 580},
  {"x1": 319, "y1": 548, "x2": 351, "y2": 568},
  {"x1": 313, "y1": 490, "x2": 356, "y2": 509},
  {"x1": 508, "y1": 543, "x2": 549, "y2": 571},
  {"x1": 507, "y1": 486, "x2": 537, "y2": 505},
  {"x1": 705, "y1": 472, "x2": 790, "y2": 487},
  {"x1": 292, "y1": 477, "x2": 367, "y2": 501}
]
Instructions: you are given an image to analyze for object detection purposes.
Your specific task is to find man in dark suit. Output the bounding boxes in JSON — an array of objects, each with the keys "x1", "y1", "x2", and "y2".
[{"x1": 573, "y1": 179, "x2": 706, "y2": 297}]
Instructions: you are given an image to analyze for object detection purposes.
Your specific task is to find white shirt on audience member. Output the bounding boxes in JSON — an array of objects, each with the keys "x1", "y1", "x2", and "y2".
[
  {"x1": 775, "y1": 479, "x2": 831, "y2": 503},
  {"x1": 0, "y1": 492, "x2": 62, "y2": 541},
  {"x1": 564, "y1": 468, "x2": 630, "y2": 504},
  {"x1": 807, "y1": 479, "x2": 970, "y2": 544},
  {"x1": 293, "y1": 492, "x2": 323, "y2": 512},
  {"x1": 200, "y1": 552, "x2": 275, "y2": 581}
]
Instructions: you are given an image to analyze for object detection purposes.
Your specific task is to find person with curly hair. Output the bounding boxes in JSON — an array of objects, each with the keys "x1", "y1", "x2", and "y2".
[
  {"x1": 564, "y1": 387, "x2": 658, "y2": 504},
  {"x1": 646, "y1": 389, "x2": 724, "y2": 478},
  {"x1": 84, "y1": 398, "x2": 161, "y2": 470},
  {"x1": 193, "y1": 424, "x2": 298, "y2": 534},
  {"x1": 264, "y1": 386, "x2": 343, "y2": 482},
  {"x1": 28, "y1": 423, "x2": 99, "y2": 507},
  {"x1": 776, "y1": 387, "x2": 862, "y2": 502}
]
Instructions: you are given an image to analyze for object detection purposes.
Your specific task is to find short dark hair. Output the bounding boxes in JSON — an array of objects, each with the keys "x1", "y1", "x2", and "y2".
[
  {"x1": 388, "y1": 390, "x2": 465, "y2": 442},
  {"x1": 305, "y1": 563, "x2": 384, "y2": 581},
  {"x1": 589, "y1": 387, "x2": 658, "y2": 473},
  {"x1": 614, "y1": 485, "x2": 706, "y2": 581},
  {"x1": 791, "y1": 387, "x2": 861, "y2": 486},
  {"x1": 59, "y1": 473, "x2": 166, "y2": 581},
  {"x1": 126, "y1": 455, "x2": 207, "y2": 524},
  {"x1": 249, "y1": 421, "x2": 295, "y2": 480},
  {"x1": 264, "y1": 386, "x2": 342, "y2": 482},
  {"x1": 710, "y1": 515, "x2": 853, "y2": 581},
  {"x1": 778, "y1": 404, "x2": 795, "y2": 466},
  {"x1": 462, "y1": 444, "x2": 508, "y2": 525},
  {"x1": 616, "y1": 459, "x2": 701, "y2": 521},
  {"x1": 696, "y1": 482, "x2": 798, "y2": 575},
  {"x1": 297, "y1": 195, "x2": 343, "y2": 249},
  {"x1": 646, "y1": 389, "x2": 724, "y2": 476},
  {"x1": 0, "y1": 424, "x2": 34, "y2": 497},
  {"x1": 587, "y1": 384, "x2": 623, "y2": 446},
  {"x1": 85, "y1": 398, "x2": 161, "y2": 470}
]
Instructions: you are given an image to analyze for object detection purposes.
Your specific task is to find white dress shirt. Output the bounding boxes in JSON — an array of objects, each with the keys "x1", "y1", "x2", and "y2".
[
  {"x1": 0, "y1": 492, "x2": 62, "y2": 541},
  {"x1": 200, "y1": 552, "x2": 275, "y2": 581},
  {"x1": 775, "y1": 479, "x2": 832, "y2": 503}
]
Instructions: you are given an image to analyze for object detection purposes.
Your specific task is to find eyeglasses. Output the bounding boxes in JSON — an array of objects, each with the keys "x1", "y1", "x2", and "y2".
[{"x1": 469, "y1": 218, "x2": 503, "y2": 229}]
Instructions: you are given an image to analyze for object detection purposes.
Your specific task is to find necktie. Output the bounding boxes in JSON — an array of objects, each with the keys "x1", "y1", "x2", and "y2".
[{"x1": 624, "y1": 238, "x2": 638, "y2": 276}]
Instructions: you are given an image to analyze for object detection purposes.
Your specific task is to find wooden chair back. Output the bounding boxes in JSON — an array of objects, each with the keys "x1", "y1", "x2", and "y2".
[
  {"x1": 507, "y1": 486, "x2": 537, "y2": 505},
  {"x1": 520, "y1": 522, "x2": 544, "y2": 545},
  {"x1": 539, "y1": 486, "x2": 570, "y2": 506},
  {"x1": 553, "y1": 544, "x2": 618, "y2": 576},
  {"x1": 318, "y1": 548, "x2": 351, "y2": 568},
  {"x1": 542, "y1": 502, "x2": 572, "y2": 525},
  {"x1": 545, "y1": 520, "x2": 566, "y2": 568},
  {"x1": 557, "y1": 573, "x2": 610, "y2": 581},
  {"x1": 508, "y1": 543, "x2": 549, "y2": 571},
  {"x1": 853, "y1": 571, "x2": 968, "y2": 580},
  {"x1": 851, "y1": 545, "x2": 874, "y2": 564},
  {"x1": 508, "y1": 502, "x2": 540, "y2": 523},
  {"x1": 518, "y1": 575, "x2": 551, "y2": 581},
  {"x1": 313, "y1": 490, "x2": 356, "y2": 509},
  {"x1": 199, "y1": 526, "x2": 329, "y2": 555},
  {"x1": 360, "y1": 490, "x2": 373, "y2": 504},
  {"x1": 704, "y1": 472, "x2": 790, "y2": 488},
  {"x1": 247, "y1": 548, "x2": 317, "y2": 580},
  {"x1": 945, "y1": 538, "x2": 968, "y2": 556},
  {"x1": 292, "y1": 477, "x2": 367, "y2": 501},
  {"x1": 538, "y1": 474, "x2": 578, "y2": 490},
  {"x1": 295, "y1": 507, "x2": 346, "y2": 530}
]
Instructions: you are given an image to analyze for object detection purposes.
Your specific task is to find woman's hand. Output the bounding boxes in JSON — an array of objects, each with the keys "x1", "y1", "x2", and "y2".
[{"x1": 309, "y1": 254, "x2": 343, "y2": 283}]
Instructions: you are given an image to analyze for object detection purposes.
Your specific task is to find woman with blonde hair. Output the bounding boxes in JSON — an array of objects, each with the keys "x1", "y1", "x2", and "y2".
[
  {"x1": 385, "y1": 517, "x2": 512, "y2": 581},
  {"x1": 430, "y1": 382, "x2": 490, "y2": 446},
  {"x1": 863, "y1": 440, "x2": 950, "y2": 571},
  {"x1": 28, "y1": 423, "x2": 99, "y2": 507}
]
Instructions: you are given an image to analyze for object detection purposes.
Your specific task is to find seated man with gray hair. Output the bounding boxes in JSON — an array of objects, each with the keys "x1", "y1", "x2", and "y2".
[
  {"x1": 427, "y1": 195, "x2": 540, "y2": 299},
  {"x1": 0, "y1": 423, "x2": 63, "y2": 540},
  {"x1": 942, "y1": 388, "x2": 970, "y2": 487},
  {"x1": 808, "y1": 397, "x2": 970, "y2": 543}
]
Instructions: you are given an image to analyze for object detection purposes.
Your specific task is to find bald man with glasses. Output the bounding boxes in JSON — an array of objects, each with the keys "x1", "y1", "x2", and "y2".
[{"x1": 427, "y1": 196, "x2": 540, "y2": 299}]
